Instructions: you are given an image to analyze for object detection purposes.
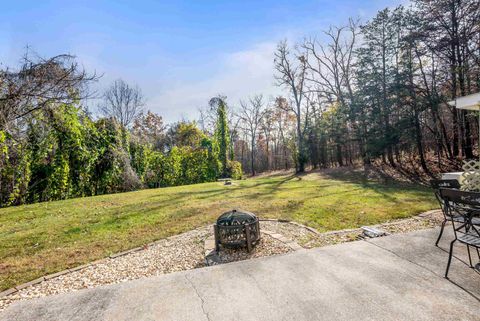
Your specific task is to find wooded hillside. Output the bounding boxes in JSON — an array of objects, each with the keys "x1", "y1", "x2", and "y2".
[{"x1": 232, "y1": 0, "x2": 480, "y2": 176}]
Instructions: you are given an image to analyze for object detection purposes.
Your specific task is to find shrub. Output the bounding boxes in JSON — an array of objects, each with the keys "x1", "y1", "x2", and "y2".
[
  {"x1": 117, "y1": 151, "x2": 142, "y2": 192},
  {"x1": 226, "y1": 160, "x2": 243, "y2": 180}
]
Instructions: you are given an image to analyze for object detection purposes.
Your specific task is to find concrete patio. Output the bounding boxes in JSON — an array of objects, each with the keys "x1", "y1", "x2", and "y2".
[{"x1": 2, "y1": 227, "x2": 479, "y2": 321}]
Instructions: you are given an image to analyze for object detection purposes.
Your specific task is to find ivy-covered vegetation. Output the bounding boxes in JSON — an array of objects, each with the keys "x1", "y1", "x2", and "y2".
[
  {"x1": 0, "y1": 57, "x2": 241, "y2": 207},
  {"x1": 0, "y1": 109, "x2": 241, "y2": 207}
]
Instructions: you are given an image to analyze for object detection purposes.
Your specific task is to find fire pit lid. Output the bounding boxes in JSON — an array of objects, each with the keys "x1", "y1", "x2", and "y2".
[{"x1": 216, "y1": 209, "x2": 257, "y2": 226}]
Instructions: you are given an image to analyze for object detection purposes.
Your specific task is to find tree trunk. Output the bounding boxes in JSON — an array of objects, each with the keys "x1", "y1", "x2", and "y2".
[
  {"x1": 336, "y1": 143, "x2": 343, "y2": 166},
  {"x1": 414, "y1": 108, "x2": 429, "y2": 174},
  {"x1": 296, "y1": 117, "x2": 305, "y2": 173},
  {"x1": 463, "y1": 112, "x2": 473, "y2": 159},
  {"x1": 251, "y1": 137, "x2": 256, "y2": 176}
]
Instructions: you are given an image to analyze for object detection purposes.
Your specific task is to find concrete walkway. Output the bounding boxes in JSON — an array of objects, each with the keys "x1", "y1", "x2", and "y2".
[{"x1": 2, "y1": 228, "x2": 479, "y2": 321}]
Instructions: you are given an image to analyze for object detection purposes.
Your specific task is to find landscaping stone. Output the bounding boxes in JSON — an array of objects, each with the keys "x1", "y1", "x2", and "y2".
[
  {"x1": 44, "y1": 270, "x2": 70, "y2": 281},
  {"x1": 68, "y1": 264, "x2": 91, "y2": 273},
  {"x1": 109, "y1": 247, "x2": 142, "y2": 259},
  {"x1": 361, "y1": 226, "x2": 387, "y2": 238},
  {"x1": 211, "y1": 234, "x2": 292, "y2": 265},
  {"x1": 0, "y1": 288, "x2": 16, "y2": 298},
  {"x1": 203, "y1": 236, "x2": 216, "y2": 257},
  {"x1": 261, "y1": 230, "x2": 303, "y2": 251},
  {"x1": 14, "y1": 278, "x2": 45, "y2": 291}
]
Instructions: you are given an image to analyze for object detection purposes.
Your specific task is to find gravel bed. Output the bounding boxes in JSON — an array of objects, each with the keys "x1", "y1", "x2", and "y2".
[
  {"x1": 261, "y1": 220, "x2": 360, "y2": 248},
  {"x1": 260, "y1": 221, "x2": 317, "y2": 246},
  {"x1": 302, "y1": 230, "x2": 362, "y2": 248},
  {"x1": 303, "y1": 212, "x2": 443, "y2": 248},
  {"x1": 260, "y1": 210, "x2": 444, "y2": 249},
  {"x1": 212, "y1": 234, "x2": 293, "y2": 265},
  {"x1": 380, "y1": 216, "x2": 441, "y2": 234}
]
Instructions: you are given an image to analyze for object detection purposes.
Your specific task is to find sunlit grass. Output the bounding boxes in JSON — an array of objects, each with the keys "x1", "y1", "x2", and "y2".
[{"x1": 0, "y1": 170, "x2": 437, "y2": 290}]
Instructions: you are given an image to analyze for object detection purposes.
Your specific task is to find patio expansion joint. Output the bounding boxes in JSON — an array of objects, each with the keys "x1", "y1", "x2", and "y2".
[{"x1": 184, "y1": 274, "x2": 211, "y2": 321}]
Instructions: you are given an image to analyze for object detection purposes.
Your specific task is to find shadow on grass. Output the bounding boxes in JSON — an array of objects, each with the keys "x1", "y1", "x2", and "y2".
[
  {"x1": 105, "y1": 175, "x2": 304, "y2": 222},
  {"x1": 321, "y1": 167, "x2": 431, "y2": 192},
  {"x1": 91, "y1": 169, "x2": 434, "y2": 238}
]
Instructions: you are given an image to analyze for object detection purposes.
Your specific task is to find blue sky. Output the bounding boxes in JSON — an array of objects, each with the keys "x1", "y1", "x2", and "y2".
[{"x1": 1, "y1": 0, "x2": 403, "y2": 122}]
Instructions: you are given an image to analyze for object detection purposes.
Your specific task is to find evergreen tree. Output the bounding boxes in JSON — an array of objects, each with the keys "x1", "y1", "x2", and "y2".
[{"x1": 210, "y1": 96, "x2": 230, "y2": 177}]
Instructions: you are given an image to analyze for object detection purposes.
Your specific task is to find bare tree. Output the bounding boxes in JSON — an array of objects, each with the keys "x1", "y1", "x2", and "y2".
[
  {"x1": 0, "y1": 52, "x2": 98, "y2": 131},
  {"x1": 198, "y1": 105, "x2": 215, "y2": 133},
  {"x1": 302, "y1": 18, "x2": 359, "y2": 105},
  {"x1": 228, "y1": 108, "x2": 241, "y2": 161},
  {"x1": 261, "y1": 106, "x2": 275, "y2": 171},
  {"x1": 302, "y1": 19, "x2": 368, "y2": 165},
  {"x1": 273, "y1": 97, "x2": 295, "y2": 170},
  {"x1": 238, "y1": 94, "x2": 267, "y2": 176},
  {"x1": 132, "y1": 110, "x2": 166, "y2": 150},
  {"x1": 274, "y1": 41, "x2": 308, "y2": 172},
  {"x1": 100, "y1": 79, "x2": 145, "y2": 128}
]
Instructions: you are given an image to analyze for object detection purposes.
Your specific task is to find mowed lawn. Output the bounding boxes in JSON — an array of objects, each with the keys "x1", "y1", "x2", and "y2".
[{"x1": 0, "y1": 170, "x2": 437, "y2": 291}]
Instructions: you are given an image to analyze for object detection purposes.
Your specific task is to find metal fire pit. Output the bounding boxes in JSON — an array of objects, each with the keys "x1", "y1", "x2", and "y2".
[{"x1": 214, "y1": 209, "x2": 260, "y2": 252}]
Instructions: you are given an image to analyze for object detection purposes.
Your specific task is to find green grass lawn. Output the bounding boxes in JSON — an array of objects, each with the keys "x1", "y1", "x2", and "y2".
[{"x1": 0, "y1": 170, "x2": 437, "y2": 291}]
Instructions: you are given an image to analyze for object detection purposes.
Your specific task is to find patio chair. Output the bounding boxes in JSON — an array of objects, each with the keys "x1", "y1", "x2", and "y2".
[
  {"x1": 439, "y1": 188, "x2": 480, "y2": 278},
  {"x1": 430, "y1": 179, "x2": 461, "y2": 246}
]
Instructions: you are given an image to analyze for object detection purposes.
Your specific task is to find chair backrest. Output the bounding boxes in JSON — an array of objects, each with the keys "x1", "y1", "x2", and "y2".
[
  {"x1": 431, "y1": 180, "x2": 460, "y2": 218},
  {"x1": 439, "y1": 188, "x2": 480, "y2": 239},
  {"x1": 439, "y1": 188, "x2": 480, "y2": 207},
  {"x1": 430, "y1": 179, "x2": 460, "y2": 190}
]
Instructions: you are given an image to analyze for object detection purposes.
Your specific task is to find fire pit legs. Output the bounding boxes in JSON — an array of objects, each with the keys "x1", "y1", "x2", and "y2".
[
  {"x1": 214, "y1": 224, "x2": 220, "y2": 252},
  {"x1": 245, "y1": 223, "x2": 252, "y2": 252}
]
